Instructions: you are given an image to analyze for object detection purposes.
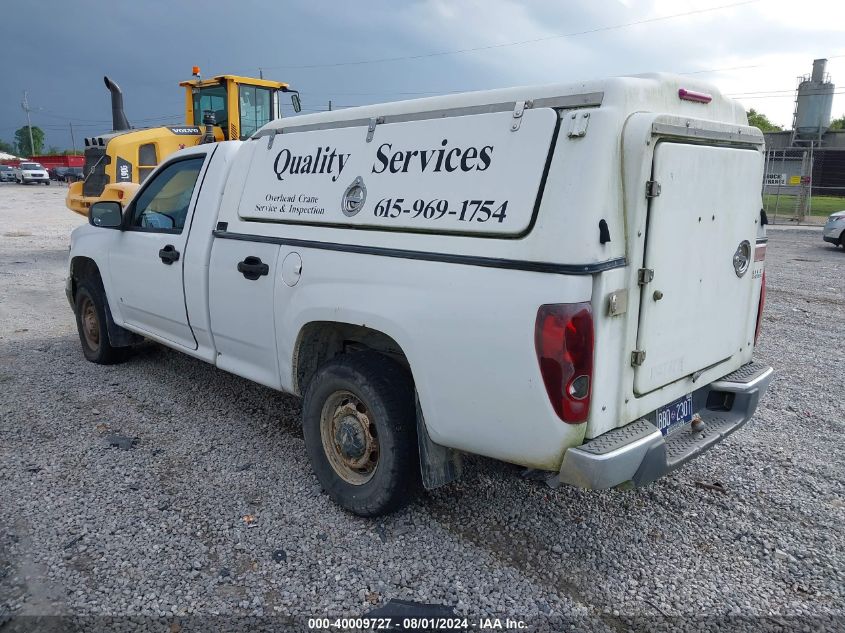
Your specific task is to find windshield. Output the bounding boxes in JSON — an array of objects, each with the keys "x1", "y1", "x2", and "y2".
[
  {"x1": 20, "y1": 163, "x2": 42, "y2": 170},
  {"x1": 192, "y1": 84, "x2": 228, "y2": 130},
  {"x1": 0, "y1": 166, "x2": 10, "y2": 171}
]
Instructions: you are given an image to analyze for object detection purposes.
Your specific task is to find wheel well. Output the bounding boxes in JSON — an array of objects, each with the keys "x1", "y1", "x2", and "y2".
[
  {"x1": 69, "y1": 256, "x2": 102, "y2": 300},
  {"x1": 293, "y1": 322, "x2": 408, "y2": 396}
]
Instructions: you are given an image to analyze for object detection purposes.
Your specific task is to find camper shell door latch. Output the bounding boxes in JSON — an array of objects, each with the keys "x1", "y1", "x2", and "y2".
[{"x1": 511, "y1": 100, "x2": 533, "y2": 132}]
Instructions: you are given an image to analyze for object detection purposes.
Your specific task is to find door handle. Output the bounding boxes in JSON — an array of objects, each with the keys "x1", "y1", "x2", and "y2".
[
  {"x1": 237, "y1": 256, "x2": 269, "y2": 280},
  {"x1": 158, "y1": 244, "x2": 180, "y2": 265}
]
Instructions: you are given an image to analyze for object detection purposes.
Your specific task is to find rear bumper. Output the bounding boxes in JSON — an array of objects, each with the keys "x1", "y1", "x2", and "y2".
[{"x1": 555, "y1": 362, "x2": 773, "y2": 490}]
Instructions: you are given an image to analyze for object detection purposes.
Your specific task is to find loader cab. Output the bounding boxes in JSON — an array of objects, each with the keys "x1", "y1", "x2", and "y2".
[{"x1": 180, "y1": 74, "x2": 299, "y2": 141}]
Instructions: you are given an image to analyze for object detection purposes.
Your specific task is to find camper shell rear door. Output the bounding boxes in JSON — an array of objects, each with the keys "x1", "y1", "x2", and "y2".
[{"x1": 622, "y1": 114, "x2": 765, "y2": 398}]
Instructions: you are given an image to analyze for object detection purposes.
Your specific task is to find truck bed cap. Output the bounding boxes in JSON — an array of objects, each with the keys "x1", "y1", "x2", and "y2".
[{"x1": 255, "y1": 73, "x2": 744, "y2": 137}]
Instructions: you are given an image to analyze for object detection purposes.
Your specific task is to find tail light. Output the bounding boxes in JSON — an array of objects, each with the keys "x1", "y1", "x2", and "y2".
[
  {"x1": 535, "y1": 303, "x2": 594, "y2": 424},
  {"x1": 754, "y1": 271, "x2": 766, "y2": 345}
]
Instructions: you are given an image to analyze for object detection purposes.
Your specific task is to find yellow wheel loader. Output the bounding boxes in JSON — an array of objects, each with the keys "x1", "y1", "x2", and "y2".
[{"x1": 66, "y1": 70, "x2": 300, "y2": 216}]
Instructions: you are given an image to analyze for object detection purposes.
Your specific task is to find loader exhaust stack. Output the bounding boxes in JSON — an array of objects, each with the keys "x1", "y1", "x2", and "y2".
[{"x1": 103, "y1": 76, "x2": 131, "y2": 132}]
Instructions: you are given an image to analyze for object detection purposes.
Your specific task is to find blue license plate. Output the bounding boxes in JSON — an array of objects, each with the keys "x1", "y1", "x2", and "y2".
[{"x1": 656, "y1": 393, "x2": 694, "y2": 436}]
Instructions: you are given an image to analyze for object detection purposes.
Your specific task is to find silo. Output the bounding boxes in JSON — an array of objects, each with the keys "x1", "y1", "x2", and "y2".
[{"x1": 795, "y1": 59, "x2": 835, "y2": 139}]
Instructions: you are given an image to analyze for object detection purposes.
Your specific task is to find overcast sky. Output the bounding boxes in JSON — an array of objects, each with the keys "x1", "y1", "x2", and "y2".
[{"x1": 2, "y1": 0, "x2": 844, "y2": 151}]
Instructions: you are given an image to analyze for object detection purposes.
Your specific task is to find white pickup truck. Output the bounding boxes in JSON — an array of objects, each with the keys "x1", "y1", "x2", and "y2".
[{"x1": 67, "y1": 73, "x2": 772, "y2": 516}]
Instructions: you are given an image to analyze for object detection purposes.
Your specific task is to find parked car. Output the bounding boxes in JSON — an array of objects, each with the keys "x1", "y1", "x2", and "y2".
[
  {"x1": 49, "y1": 167, "x2": 70, "y2": 181},
  {"x1": 14, "y1": 162, "x2": 50, "y2": 185},
  {"x1": 822, "y1": 210, "x2": 845, "y2": 248},
  {"x1": 68, "y1": 73, "x2": 771, "y2": 517},
  {"x1": 64, "y1": 167, "x2": 85, "y2": 183},
  {"x1": 0, "y1": 165, "x2": 14, "y2": 182}
]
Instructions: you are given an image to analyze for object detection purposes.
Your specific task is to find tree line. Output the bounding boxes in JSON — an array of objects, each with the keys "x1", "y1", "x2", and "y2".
[{"x1": 0, "y1": 126, "x2": 78, "y2": 157}]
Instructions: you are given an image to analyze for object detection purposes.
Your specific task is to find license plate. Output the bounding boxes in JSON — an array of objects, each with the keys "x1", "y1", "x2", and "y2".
[{"x1": 656, "y1": 393, "x2": 694, "y2": 436}]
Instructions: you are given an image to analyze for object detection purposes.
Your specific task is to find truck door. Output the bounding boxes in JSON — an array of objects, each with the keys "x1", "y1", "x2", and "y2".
[
  {"x1": 108, "y1": 154, "x2": 209, "y2": 349},
  {"x1": 207, "y1": 239, "x2": 282, "y2": 389},
  {"x1": 633, "y1": 141, "x2": 763, "y2": 394}
]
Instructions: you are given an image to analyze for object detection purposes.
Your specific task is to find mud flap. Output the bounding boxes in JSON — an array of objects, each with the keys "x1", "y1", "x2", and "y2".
[{"x1": 415, "y1": 394, "x2": 462, "y2": 490}]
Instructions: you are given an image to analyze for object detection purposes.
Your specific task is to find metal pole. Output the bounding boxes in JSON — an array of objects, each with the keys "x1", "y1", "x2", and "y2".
[
  {"x1": 329, "y1": 100, "x2": 332, "y2": 112},
  {"x1": 69, "y1": 122, "x2": 76, "y2": 154},
  {"x1": 22, "y1": 91, "x2": 35, "y2": 156}
]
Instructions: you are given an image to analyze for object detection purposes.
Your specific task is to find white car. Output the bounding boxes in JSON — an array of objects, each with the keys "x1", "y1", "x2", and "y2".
[
  {"x1": 822, "y1": 210, "x2": 845, "y2": 248},
  {"x1": 67, "y1": 73, "x2": 771, "y2": 516},
  {"x1": 14, "y1": 161, "x2": 50, "y2": 185}
]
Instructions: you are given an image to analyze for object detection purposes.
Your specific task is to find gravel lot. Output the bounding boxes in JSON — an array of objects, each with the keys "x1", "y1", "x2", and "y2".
[{"x1": 0, "y1": 184, "x2": 843, "y2": 632}]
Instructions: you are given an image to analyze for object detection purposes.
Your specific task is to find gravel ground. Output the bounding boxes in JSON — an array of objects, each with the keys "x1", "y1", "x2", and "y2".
[{"x1": 0, "y1": 184, "x2": 843, "y2": 632}]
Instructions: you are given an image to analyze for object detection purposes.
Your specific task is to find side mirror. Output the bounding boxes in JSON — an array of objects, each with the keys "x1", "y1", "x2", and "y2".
[
  {"x1": 89, "y1": 201, "x2": 123, "y2": 229},
  {"x1": 290, "y1": 93, "x2": 302, "y2": 113}
]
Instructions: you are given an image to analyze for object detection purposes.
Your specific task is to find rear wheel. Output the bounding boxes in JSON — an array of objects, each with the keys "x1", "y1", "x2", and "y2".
[
  {"x1": 840, "y1": 231, "x2": 845, "y2": 249},
  {"x1": 302, "y1": 351, "x2": 419, "y2": 516},
  {"x1": 74, "y1": 280, "x2": 126, "y2": 365}
]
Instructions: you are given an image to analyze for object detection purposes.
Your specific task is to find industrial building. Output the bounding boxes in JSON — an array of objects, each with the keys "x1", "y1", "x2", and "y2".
[{"x1": 762, "y1": 59, "x2": 844, "y2": 215}]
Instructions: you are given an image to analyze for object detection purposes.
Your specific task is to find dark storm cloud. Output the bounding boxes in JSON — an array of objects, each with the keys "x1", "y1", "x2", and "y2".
[
  {"x1": 2, "y1": 0, "x2": 843, "y2": 149},
  {"x1": 0, "y1": 0, "x2": 493, "y2": 149}
]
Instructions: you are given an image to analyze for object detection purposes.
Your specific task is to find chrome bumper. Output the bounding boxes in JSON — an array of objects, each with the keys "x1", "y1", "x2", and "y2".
[{"x1": 555, "y1": 362, "x2": 774, "y2": 490}]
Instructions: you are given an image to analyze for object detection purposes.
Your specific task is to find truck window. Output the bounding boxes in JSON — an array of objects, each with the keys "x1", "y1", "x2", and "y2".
[
  {"x1": 128, "y1": 157, "x2": 204, "y2": 233},
  {"x1": 239, "y1": 85, "x2": 274, "y2": 139}
]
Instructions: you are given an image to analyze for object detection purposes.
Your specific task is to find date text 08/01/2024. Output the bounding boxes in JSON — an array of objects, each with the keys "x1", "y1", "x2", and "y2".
[{"x1": 307, "y1": 616, "x2": 527, "y2": 630}]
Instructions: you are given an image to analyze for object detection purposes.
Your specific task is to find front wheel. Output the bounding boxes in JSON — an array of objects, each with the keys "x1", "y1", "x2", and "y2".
[
  {"x1": 74, "y1": 280, "x2": 126, "y2": 365},
  {"x1": 302, "y1": 351, "x2": 420, "y2": 517},
  {"x1": 44, "y1": 181, "x2": 50, "y2": 186}
]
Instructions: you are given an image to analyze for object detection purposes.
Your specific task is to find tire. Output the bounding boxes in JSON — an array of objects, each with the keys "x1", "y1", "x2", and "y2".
[
  {"x1": 45, "y1": 181, "x2": 50, "y2": 186},
  {"x1": 73, "y1": 280, "x2": 126, "y2": 365},
  {"x1": 840, "y1": 231, "x2": 845, "y2": 249},
  {"x1": 302, "y1": 351, "x2": 420, "y2": 517}
]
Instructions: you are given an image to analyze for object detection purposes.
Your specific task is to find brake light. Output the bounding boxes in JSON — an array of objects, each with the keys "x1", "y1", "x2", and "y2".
[
  {"x1": 755, "y1": 271, "x2": 766, "y2": 345},
  {"x1": 678, "y1": 88, "x2": 712, "y2": 104},
  {"x1": 535, "y1": 303, "x2": 594, "y2": 424}
]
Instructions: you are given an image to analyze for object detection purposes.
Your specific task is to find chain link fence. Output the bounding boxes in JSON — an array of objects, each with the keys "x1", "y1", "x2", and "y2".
[{"x1": 763, "y1": 147, "x2": 845, "y2": 224}]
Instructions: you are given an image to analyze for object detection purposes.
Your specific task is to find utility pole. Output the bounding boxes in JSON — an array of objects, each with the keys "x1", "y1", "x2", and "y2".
[
  {"x1": 69, "y1": 122, "x2": 77, "y2": 154},
  {"x1": 259, "y1": 67, "x2": 264, "y2": 79},
  {"x1": 328, "y1": 100, "x2": 332, "y2": 111},
  {"x1": 21, "y1": 91, "x2": 35, "y2": 157}
]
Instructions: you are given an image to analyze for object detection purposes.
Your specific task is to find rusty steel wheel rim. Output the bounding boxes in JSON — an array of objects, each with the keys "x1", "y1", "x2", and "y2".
[
  {"x1": 80, "y1": 296, "x2": 100, "y2": 352},
  {"x1": 320, "y1": 390, "x2": 379, "y2": 485}
]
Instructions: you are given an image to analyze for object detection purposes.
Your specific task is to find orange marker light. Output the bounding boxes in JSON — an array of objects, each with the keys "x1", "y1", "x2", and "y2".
[{"x1": 192, "y1": 66, "x2": 201, "y2": 76}]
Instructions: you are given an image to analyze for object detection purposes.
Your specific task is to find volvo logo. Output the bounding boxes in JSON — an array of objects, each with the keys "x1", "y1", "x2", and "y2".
[
  {"x1": 341, "y1": 177, "x2": 367, "y2": 217},
  {"x1": 733, "y1": 240, "x2": 751, "y2": 277}
]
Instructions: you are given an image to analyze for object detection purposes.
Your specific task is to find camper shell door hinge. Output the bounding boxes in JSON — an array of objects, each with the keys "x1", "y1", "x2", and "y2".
[
  {"x1": 645, "y1": 180, "x2": 662, "y2": 198},
  {"x1": 511, "y1": 100, "x2": 533, "y2": 132},
  {"x1": 631, "y1": 350, "x2": 647, "y2": 366},
  {"x1": 637, "y1": 268, "x2": 654, "y2": 285},
  {"x1": 567, "y1": 111, "x2": 591, "y2": 138}
]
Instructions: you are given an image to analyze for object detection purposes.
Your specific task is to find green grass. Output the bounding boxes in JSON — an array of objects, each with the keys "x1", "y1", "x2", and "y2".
[{"x1": 763, "y1": 194, "x2": 845, "y2": 217}]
